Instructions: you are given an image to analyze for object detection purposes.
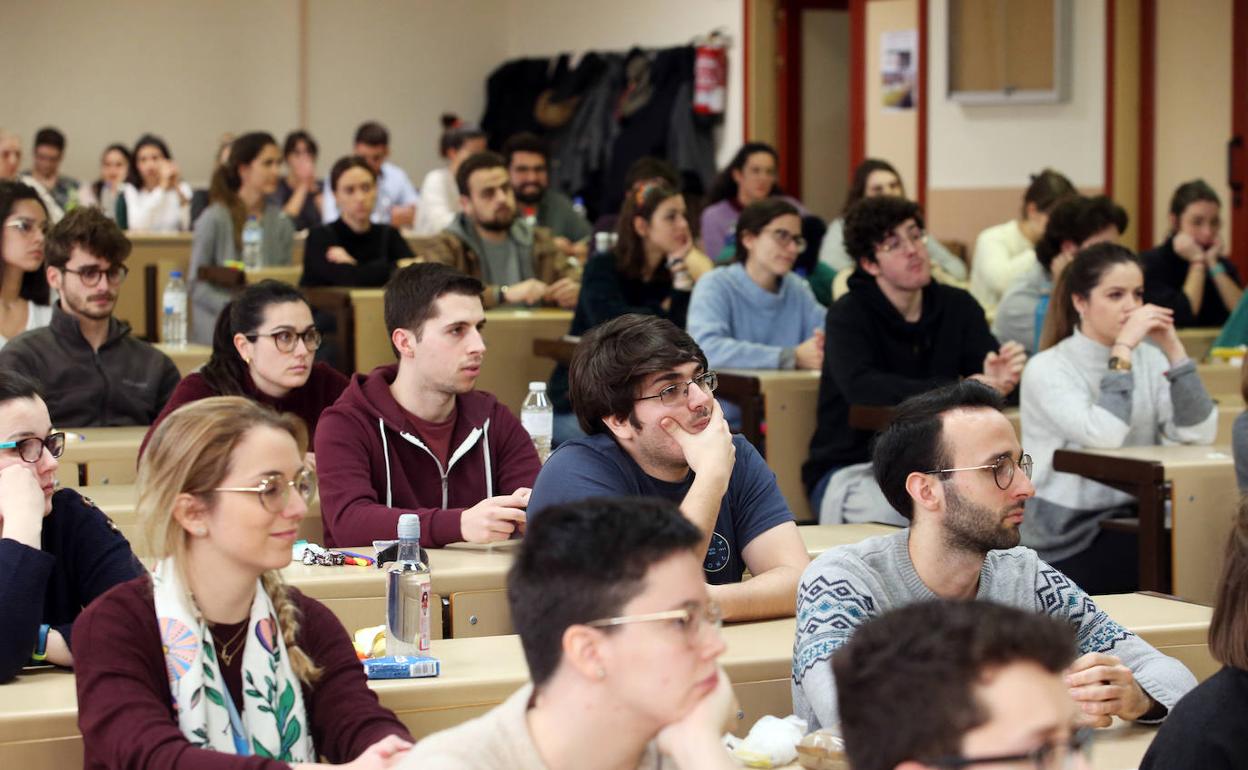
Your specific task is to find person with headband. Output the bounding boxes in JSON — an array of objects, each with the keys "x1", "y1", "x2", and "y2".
[
  {"x1": 74, "y1": 397, "x2": 414, "y2": 767},
  {"x1": 0, "y1": 370, "x2": 142, "y2": 683}
]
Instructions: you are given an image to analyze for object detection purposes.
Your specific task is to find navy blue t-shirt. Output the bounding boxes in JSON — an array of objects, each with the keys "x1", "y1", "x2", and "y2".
[{"x1": 528, "y1": 433, "x2": 794, "y2": 584}]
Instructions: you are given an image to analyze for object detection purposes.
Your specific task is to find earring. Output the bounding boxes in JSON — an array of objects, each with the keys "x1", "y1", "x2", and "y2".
[
  {"x1": 195, "y1": 527, "x2": 207, "y2": 537},
  {"x1": 596, "y1": 666, "x2": 606, "y2": 680}
]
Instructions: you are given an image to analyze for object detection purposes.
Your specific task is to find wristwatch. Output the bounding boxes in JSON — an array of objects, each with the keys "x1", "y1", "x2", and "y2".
[
  {"x1": 497, "y1": 284, "x2": 509, "y2": 304},
  {"x1": 1107, "y1": 355, "x2": 1133, "y2": 372}
]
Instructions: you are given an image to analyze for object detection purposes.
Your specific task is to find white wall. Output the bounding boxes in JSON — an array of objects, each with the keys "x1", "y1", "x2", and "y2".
[
  {"x1": 927, "y1": 0, "x2": 1106, "y2": 190},
  {"x1": 501, "y1": 0, "x2": 743, "y2": 167}
]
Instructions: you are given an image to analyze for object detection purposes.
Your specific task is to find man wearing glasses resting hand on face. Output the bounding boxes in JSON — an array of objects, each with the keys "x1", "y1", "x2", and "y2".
[
  {"x1": 792, "y1": 381, "x2": 1195, "y2": 733},
  {"x1": 0, "y1": 207, "x2": 179, "y2": 427},
  {"x1": 528, "y1": 314, "x2": 810, "y2": 623}
]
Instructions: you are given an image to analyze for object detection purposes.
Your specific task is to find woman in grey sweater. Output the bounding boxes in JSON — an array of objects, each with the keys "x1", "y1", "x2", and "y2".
[
  {"x1": 1021, "y1": 242, "x2": 1216, "y2": 594},
  {"x1": 188, "y1": 132, "x2": 294, "y2": 344}
]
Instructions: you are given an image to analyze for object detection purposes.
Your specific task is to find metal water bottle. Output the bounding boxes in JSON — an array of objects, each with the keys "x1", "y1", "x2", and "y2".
[{"x1": 386, "y1": 514, "x2": 432, "y2": 656}]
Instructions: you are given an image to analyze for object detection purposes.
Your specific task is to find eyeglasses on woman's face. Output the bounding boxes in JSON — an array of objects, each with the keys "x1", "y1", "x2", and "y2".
[
  {"x1": 0, "y1": 432, "x2": 66, "y2": 463},
  {"x1": 587, "y1": 599, "x2": 724, "y2": 646},
  {"x1": 245, "y1": 327, "x2": 322, "y2": 354},
  {"x1": 214, "y1": 467, "x2": 316, "y2": 513}
]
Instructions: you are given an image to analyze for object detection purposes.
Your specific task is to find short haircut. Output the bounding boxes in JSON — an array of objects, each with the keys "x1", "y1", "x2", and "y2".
[
  {"x1": 282, "y1": 130, "x2": 318, "y2": 159},
  {"x1": 734, "y1": 198, "x2": 801, "y2": 264},
  {"x1": 509, "y1": 496, "x2": 702, "y2": 688},
  {"x1": 1211, "y1": 496, "x2": 1248, "y2": 668},
  {"x1": 354, "y1": 121, "x2": 389, "y2": 147},
  {"x1": 872, "y1": 381, "x2": 1005, "y2": 520},
  {"x1": 45, "y1": 207, "x2": 132, "y2": 269},
  {"x1": 1022, "y1": 168, "x2": 1076, "y2": 215},
  {"x1": 569, "y1": 314, "x2": 707, "y2": 436},
  {"x1": 329, "y1": 155, "x2": 376, "y2": 192},
  {"x1": 1035, "y1": 195, "x2": 1129, "y2": 271},
  {"x1": 34, "y1": 127, "x2": 66, "y2": 152},
  {"x1": 843, "y1": 196, "x2": 925, "y2": 267},
  {"x1": 1168, "y1": 178, "x2": 1220, "y2": 219},
  {"x1": 383, "y1": 262, "x2": 484, "y2": 341},
  {"x1": 0, "y1": 369, "x2": 41, "y2": 407},
  {"x1": 834, "y1": 600, "x2": 1076, "y2": 770},
  {"x1": 502, "y1": 132, "x2": 549, "y2": 165},
  {"x1": 455, "y1": 151, "x2": 507, "y2": 197}
]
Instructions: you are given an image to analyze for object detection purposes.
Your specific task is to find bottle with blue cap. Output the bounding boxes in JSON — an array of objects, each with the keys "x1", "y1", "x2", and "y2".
[{"x1": 386, "y1": 513, "x2": 432, "y2": 656}]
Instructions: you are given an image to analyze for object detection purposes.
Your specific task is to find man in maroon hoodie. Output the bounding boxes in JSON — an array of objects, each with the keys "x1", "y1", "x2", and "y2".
[{"x1": 314, "y1": 263, "x2": 541, "y2": 547}]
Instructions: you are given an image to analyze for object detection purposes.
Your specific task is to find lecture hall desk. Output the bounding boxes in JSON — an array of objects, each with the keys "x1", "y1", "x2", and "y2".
[
  {"x1": 153, "y1": 342, "x2": 211, "y2": 376},
  {"x1": 55, "y1": 425, "x2": 147, "y2": 487},
  {"x1": 0, "y1": 592, "x2": 1210, "y2": 769},
  {"x1": 1053, "y1": 443, "x2": 1237, "y2": 605},
  {"x1": 349, "y1": 287, "x2": 573, "y2": 414},
  {"x1": 115, "y1": 232, "x2": 192, "y2": 336}
]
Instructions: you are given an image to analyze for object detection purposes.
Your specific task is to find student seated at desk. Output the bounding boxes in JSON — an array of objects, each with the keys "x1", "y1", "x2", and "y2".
[
  {"x1": 687, "y1": 198, "x2": 826, "y2": 371},
  {"x1": 0, "y1": 207, "x2": 180, "y2": 427},
  {"x1": 420, "y1": 151, "x2": 581, "y2": 311},
  {"x1": 189, "y1": 132, "x2": 296, "y2": 344},
  {"x1": 123, "y1": 133, "x2": 192, "y2": 232},
  {"x1": 75, "y1": 397, "x2": 413, "y2": 768},
  {"x1": 548, "y1": 180, "x2": 712, "y2": 446},
  {"x1": 273, "y1": 130, "x2": 323, "y2": 232},
  {"x1": 142, "y1": 280, "x2": 348, "y2": 468},
  {"x1": 803, "y1": 196, "x2": 1025, "y2": 527},
  {"x1": 835, "y1": 601, "x2": 1086, "y2": 770},
  {"x1": 300, "y1": 156, "x2": 413, "y2": 288},
  {"x1": 1142, "y1": 498, "x2": 1248, "y2": 768},
  {"x1": 315, "y1": 264, "x2": 541, "y2": 547},
  {"x1": 793, "y1": 381, "x2": 1196, "y2": 732},
  {"x1": 700, "y1": 142, "x2": 803, "y2": 262},
  {"x1": 529, "y1": 315, "x2": 810, "y2": 622},
  {"x1": 412, "y1": 114, "x2": 486, "y2": 236},
  {"x1": 995, "y1": 194, "x2": 1128, "y2": 354},
  {"x1": 1022, "y1": 243, "x2": 1217, "y2": 593},
  {"x1": 0, "y1": 371, "x2": 142, "y2": 683},
  {"x1": 0, "y1": 180, "x2": 53, "y2": 350},
  {"x1": 76, "y1": 144, "x2": 132, "y2": 226},
  {"x1": 406, "y1": 496, "x2": 737, "y2": 770},
  {"x1": 322, "y1": 121, "x2": 419, "y2": 227},
  {"x1": 504, "y1": 132, "x2": 593, "y2": 261}
]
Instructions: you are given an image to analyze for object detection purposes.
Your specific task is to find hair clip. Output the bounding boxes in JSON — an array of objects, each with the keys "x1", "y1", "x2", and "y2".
[{"x1": 634, "y1": 180, "x2": 664, "y2": 207}]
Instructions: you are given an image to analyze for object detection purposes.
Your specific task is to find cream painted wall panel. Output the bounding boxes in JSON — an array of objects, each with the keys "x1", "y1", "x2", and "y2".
[
  {"x1": 927, "y1": 0, "x2": 1105, "y2": 191},
  {"x1": 801, "y1": 10, "x2": 850, "y2": 220},
  {"x1": 865, "y1": 0, "x2": 918, "y2": 192},
  {"x1": 501, "y1": 0, "x2": 743, "y2": 166},
  {"x1": 305, "y1": 0, "x2": 503, "y2": 191},
  {"x1": 1153, "y1": 0, "x2": 1232, "y2": 251},
  {"x1": 0, "y1": 0, "x2": 300, "y2": 185}
]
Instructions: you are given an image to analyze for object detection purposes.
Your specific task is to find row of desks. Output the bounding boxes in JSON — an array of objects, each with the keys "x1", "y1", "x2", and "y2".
[{"x1": 0, "y1": 591, "x2": 1212, "y2": 770}]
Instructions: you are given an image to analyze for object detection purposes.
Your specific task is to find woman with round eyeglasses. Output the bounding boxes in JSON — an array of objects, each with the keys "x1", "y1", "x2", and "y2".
[
  {"x1": 0, "y1": 370, "x2": 143, "y2": 683},
  {"x1": 1022, "y1": 242, "x2": 1216, "y2": 594},
  {"x1": 142, "y1": 280, "x2": 348, "y2": 472},
  {"x1": 688, "y1": 198, "x2": 827, "y2": 374},
  {"x1": 0, "y1": 180, "x2": 54, "y2": 350},
  {"x1": 75, "y1": 397, "x2": 414, "y2": 767}
]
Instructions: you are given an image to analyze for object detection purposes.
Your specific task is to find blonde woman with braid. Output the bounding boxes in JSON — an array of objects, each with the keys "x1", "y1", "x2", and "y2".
[{"x1": 73, "y1": 398, "x2": 413, "y2": 769}]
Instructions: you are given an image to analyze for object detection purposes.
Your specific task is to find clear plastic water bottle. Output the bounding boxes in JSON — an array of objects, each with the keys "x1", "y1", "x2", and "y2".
[
  {"x1": 521, "y1": 382, "x2": 554, "y2": 462},
  {"x1": 571, "y1": 196, "x2": 587, "y2": 221},
  {"x1": 161, "y1": 270, "x2": 187, "y2": 346},
  {"x1": 242, "y1": 216, "x2": 263, "y2": 270},
  {"x1": 386, "y1": 514, "x2": 432, "y2": 656}
]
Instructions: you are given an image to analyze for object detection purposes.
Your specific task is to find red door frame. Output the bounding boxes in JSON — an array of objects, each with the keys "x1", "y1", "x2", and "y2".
[{"x1": 1232, "y1": 0, "x2": 1248, "y2": 275}]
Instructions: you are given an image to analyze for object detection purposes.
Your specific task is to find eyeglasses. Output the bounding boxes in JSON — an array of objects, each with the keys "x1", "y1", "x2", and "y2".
[
  {"x1": 0, "y1": 433, "x2": 66, "y2": 463},
  {"x1": 587, "y1": 600, "x2": 723, "y2": 645},
  {"x1": 62, "y1": 264, "x2": 129, "y2": 287},
  {"x1": 214, "y1": 467, "x2": 316, "y2": 513},
  {"x1": 635, "y1": 371, "x2": 718, "y2": 408},
  {"x1": 930, "y1": 727, "x2": 1093, "y2": 769},
  {"x1": 244, "y1": 327, "x2": 323, "y2": 353},
  {"x1": 878, "y1": 227, "x2": 927, "y2": 256},
  {"x1": 926, "y1": 454, "x2": 1034, "y2": 491},
  {"x1": 4, "y1": 218, "x2": 49, "y2": 238},
  {"x1": 767, "y1": 228, "x2": 808, "y2": 252}
]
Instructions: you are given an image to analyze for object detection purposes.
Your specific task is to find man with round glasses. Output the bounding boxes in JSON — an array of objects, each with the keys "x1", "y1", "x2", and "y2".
[
  {"x1": 792, "y1": 380, "x2": 1195, "y2": 732},
  {"x1": 528, "y1": 314, "x2": 810, "y2": 622},
  {"x1": 0, "y1": 207, "x2": 179, "y2": 427}
]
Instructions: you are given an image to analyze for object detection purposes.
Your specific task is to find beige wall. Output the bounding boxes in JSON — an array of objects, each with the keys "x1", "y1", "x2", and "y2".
[
  {"x1": 801, "y1": 9, "x2": 850, "y2": 220},
  {"x1": 1154, "y1": 0, "x2": 1233, "y2": 250},
  {"x1": 1, "y1": 0, "x2": 741, "y2": 187},
  {"x1": 865, "y1": 0, "x2": 919, "y2": 193}
]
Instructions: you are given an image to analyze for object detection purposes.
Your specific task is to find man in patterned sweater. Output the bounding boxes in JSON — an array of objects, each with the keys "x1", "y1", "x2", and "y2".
[{"x1": 792, "y1": 380, "x2": 1196, "y2": 731}]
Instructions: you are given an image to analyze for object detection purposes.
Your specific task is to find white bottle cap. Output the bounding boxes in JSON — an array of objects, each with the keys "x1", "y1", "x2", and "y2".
[
  {"x1": 398, "y1": 513, "x2": 421, "y2": 541},
  {"x1": 529, "y1": 382, "x2": 547, "y2": 391}
]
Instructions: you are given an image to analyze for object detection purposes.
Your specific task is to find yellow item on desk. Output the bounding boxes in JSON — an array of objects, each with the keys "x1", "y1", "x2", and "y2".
[
  {"x1": 1210, "y1": 346, "x2": 1246, "y2": 365},
  {"x1": 353, "y1": 625, "x2": 387, "y2": 659}
]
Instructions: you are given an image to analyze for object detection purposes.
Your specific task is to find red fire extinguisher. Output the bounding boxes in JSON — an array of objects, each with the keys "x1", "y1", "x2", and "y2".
[{"x1": 694, "y1": 32, "x2": 728, "y2": 116}]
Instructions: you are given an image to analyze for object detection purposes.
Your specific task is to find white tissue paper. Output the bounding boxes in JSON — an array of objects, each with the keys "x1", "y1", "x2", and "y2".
[{"x1": 723, "y1": 714, "x2": 807, "y2": 767}]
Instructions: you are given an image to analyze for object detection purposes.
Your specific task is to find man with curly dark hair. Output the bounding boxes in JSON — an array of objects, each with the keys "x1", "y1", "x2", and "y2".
[{"x1": 803, "y1": 195, "x2": 1026, "y2": 526}]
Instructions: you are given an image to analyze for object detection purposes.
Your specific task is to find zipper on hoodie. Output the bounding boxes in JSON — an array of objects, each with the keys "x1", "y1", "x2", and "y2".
[{"x1": 387, "y1": 421, "x2": 492, "y2": 510}]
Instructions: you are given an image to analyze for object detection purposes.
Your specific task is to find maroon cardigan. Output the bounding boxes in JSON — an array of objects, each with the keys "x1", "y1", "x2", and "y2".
[
  {"x1": 73, "y1": 575, "x2": 411, "y2": 770},
  {"x1": 140, "y1": 363, "x2": 349, "y2": 458}
]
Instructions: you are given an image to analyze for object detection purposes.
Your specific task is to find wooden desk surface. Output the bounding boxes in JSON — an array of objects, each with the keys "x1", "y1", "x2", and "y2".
[
  {"x1": 1178, "y1": 327, "x2": 1221, "y2": 363},
  {"x1": 1198, "y1": 362, "x2": 1240, "y2": 397},
  {"x1": 60, "y1": 426, "x2": 147, "y2": 463},
  {"x1": 153, "y1": 343, "x2": 211, "y2": 377},
  {"x1": 246, "y1": 265, "x2": 303, "y2": 285}
]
